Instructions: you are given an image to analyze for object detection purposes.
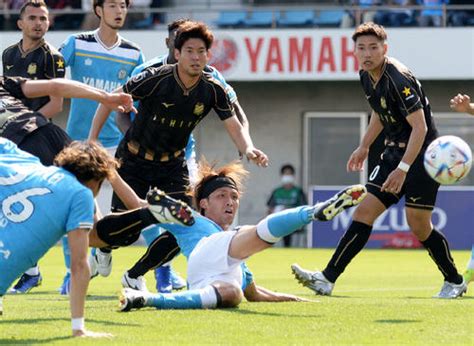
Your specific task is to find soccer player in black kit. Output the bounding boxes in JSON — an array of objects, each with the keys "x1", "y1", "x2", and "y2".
[
  {"x1": 292, "y1": 22, "x2": 467, "y2": 299},
  {"x1": 89, "y1": 21, "x2": 268, "y2": 289}
]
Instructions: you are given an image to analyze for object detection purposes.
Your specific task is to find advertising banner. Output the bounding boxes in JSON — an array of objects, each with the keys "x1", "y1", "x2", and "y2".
[{"x1": 309, "y1": 186, "x2": 474, "y2": 250}]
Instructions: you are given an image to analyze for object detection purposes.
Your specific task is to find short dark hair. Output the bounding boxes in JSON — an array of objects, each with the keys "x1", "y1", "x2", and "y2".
[
  {"x1": 19, "y1": 0, "x2": 48, "y2": 18},
  {"x1": 280, "y1": 164, "x2": 295, "y2": 175},
  {"x1": 352, "y1": 22, "x2": 387, "y2": 43},
  {"x1": 93, "y1": 0, "x2": 130, "y2": 18},
  {"x1": 174, "y1": 21, "x2": 214, "y2": 51},
  {"x1": 167, "y1": 18, "x2": 191, "y2": 34}
]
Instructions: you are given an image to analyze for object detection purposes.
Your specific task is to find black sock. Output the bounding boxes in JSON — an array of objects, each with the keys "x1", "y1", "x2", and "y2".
[
  {"x1": 128, "y1": 232, "x2": 180, "y2": 278},
  {"x1": 421, "y1": 229, "x2": 462, "y2": 284},
  {"x1": 96, "y1": 208, "x2": 156, "y2": 248},
  {"x1": 323, "y1": 221, "x2": 372, "y2": 283}
]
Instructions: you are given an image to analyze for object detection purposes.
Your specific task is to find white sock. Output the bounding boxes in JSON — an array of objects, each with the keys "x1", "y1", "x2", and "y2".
[
  {"x1": 199, "y1": 285, "x2": 218, "y2": 309},
  {"x1": 25, "y1": 265, "x2": 40, "y2": 276}
]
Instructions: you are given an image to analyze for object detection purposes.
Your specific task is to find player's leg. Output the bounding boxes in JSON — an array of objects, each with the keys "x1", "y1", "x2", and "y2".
[
  {"x1": 464, "y1": 245, "x2": 474, "y2": 284},
  {"x1": 59, "y1": 235, "x2": 72, "y2": 295},
  {"x1": 229, "y1": 185, "x2": 367, "y2": 260}
]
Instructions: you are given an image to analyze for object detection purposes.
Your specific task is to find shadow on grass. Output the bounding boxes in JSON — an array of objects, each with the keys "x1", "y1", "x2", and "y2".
[
  {"x1": 0, "y1": 336, "x2": 71, "y2": 344},
  {"x1": 221, "y1": 308, "x2": 322, "y2": 318},
  {"x1": 375, "y1": 319, "x2": 422, "y2": 324},
  {"x1": 0, "y1": 317, "x2": 141, "y2": 327}
]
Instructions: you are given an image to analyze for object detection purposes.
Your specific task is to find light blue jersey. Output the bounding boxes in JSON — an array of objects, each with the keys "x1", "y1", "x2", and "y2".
[
  {"x1": 0, "y1": 139, "x2": 94, "y2": 294},
  {"x1": 60, "y1": 30, "x2": 144, "y2": 148},
  {"x1": 160, "y1": 213, "x2": 253, "y2": 290}
]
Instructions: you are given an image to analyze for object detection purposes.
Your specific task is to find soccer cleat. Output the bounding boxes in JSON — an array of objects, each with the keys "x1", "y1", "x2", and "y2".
[
  {"x1": 171, "y1": 268, "x2": 187, "y2": 291},
  {"x1": 291, "y1": 264, "x2": 334, "y2": 296},
  {"x1": 313, "y1": 184, "x2": 367, "y2": 221},
  {"x1": 122, "y1": 271, "x2": 149, "y2": 292},
  {"x1": 8, "y1": 273, "x2": 42, "y2": 294},
  {"x1": 95, "y1": 249, "x2": 113, "y2": 277},
  {"x1": 155, "y1": 266, "x2": 172, "y2": 293},
  {"x1": 463, "y1": 269, "x2": 474, "y2": 284},
  {"x1": 434, "y1": 279, "x2": 468, "y2": 299},
  {"x1": 59, "y1": 272, "x2": 71, "y2": 296},
  {"x1": 146, "y1": 188, "x2": 195, "y2": 226},
  {"x1": 119, "y1": 288, "x2": 147, "y2": 312}
]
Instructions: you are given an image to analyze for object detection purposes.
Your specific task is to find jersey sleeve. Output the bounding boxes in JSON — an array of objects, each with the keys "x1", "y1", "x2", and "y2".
[
  {"x1": 213, "y1": 83, "x2": 234, "y2": 121},
  {"x1": 123, "y1": 68, "x2": 159, "y2": 100},
  {"x1": 241, "y1": 262, "x2": 254, "y2": 290},
  {"x1": 59, "y1": 35, "x2": 76, "y2": 67},
  {"x1": 65, "y1": 187, "x2": 95, "y2": 232},
  {"x1": 389, "y1": 71, "x2": 423, "y2": 117},
  {"x1": 266, "y1": 189, "x2": 277, "y2": 207},
  {"x1": 208, "y1": 66, "x2": 238, "y2": 104},
  {"x1": 44, "y1": 50, "x2": 66, "y2": 79}
]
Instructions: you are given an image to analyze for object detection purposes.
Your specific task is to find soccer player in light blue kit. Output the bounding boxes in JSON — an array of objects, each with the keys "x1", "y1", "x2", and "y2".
[
  {"x1": 119, "y1": 161, "x2": 367, "y2": 311},
  {"x1": 58, "y1": 0, "x2": 144, "y2": 292},
  {"x1": 118, "y1": 18, "x2": 251, "y2": 294}
]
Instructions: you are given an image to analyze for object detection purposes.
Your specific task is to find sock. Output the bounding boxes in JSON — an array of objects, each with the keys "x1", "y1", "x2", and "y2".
[
  {"x1": 421, "y1": 228, "x2": 463, "y2": 284},
  {"x1": 25, "y1": 265, "x2": 40, "y2": 276},
  {"x1": 145, "y1": 285, "x2": 217, "y2": 309},
  {"x1": 128, "y1": 232, "x2": 180, "y2": 278},
  {"x1": 256, "y1": 206, "x2": 313, "y2": 243},
  {"x1": 61, "y1": 236, "x2": 71, "y2": 269},
  {"x1": 467, "y1": 245, "x2": 474, "y2": 270},
  {"x1": 323, "y1": 221, "x2": 372, "y2": 283}
]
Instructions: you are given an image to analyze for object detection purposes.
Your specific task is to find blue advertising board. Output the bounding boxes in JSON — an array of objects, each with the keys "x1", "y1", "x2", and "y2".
[{"x1": 309, "y1": 186, "x2": 474, "y2": 250}]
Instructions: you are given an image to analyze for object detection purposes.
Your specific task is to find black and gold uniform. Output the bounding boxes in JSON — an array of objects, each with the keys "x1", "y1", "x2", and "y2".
[
  {"x1": 2, "y1": 39, "x2": 65, "y2": 112},
  {"x1": 113, "y1": 64, "x2": 233, "y2": 209},
  {"x1": 0, "y1": 77, "x2": 70, "y2": 165},
  {"x1": 361, "y1": 57, "x2": 439, "y2": 210}
]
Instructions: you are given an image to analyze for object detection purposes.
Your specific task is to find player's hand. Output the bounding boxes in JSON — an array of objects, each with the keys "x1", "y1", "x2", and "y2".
[
  {"x1": 246, "y1": 147, "x2": 269, "y2": 167},
  {"x1": 103, "y1": 93, "x2": 137, "y2": 114},
  {"x1": 450, "y1": 93, "x2": 472, "y2": 114},
  {"x1": 381, "y1": 168, "x2": 407, "y2": 194},
  {"x1": 73, "y1": 329, "x2": 113, "y2": 338},
  {"x1": 347, "y1": 146, "x2": 369, "y2": 172}
]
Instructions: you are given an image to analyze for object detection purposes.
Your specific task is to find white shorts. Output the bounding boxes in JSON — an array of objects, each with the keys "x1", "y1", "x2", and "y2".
[{"x1": 187, "y1": 231, "x2": 243, "y2": 290}]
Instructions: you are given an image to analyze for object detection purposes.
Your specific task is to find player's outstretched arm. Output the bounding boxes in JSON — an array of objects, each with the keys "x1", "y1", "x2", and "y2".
[
  {"x1": 450, "y1": 93, "x2": 474, "y2": 115},
  {"x1": 109, "y1": 170, "x2": 146, "y2": 209},
  {"x1": 223, "y1": 115, "x2": 269, "y2": 167},
  {"x1": 244, "y1": 282, "x2": 309, "y2": 302}
]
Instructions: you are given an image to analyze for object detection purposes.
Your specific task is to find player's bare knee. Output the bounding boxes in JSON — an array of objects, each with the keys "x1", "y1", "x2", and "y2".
[{"x1": 213, "y1": 282, "x2": 243, "y2": 308}]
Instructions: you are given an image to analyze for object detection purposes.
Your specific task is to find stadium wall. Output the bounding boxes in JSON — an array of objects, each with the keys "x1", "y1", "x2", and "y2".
[{"x1": 1, "y1": 29, "x2": 473, "y2": 224}]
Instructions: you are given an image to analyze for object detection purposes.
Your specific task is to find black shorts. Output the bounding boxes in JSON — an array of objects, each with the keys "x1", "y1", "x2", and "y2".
[
  {"x1": 112, "y1": 145, "x2": 191, "y2": 211},
  {"x1": 18, "y1": 123, "x2": 72, "y2": 166},
  {"x1": 366, "y1": 146, "x2": 439, "y2": 210}
]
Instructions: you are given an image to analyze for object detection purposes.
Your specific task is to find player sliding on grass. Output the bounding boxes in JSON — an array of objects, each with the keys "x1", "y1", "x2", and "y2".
[{"x1": 118, "y1": 160, "x2": 366, "y2": 311}]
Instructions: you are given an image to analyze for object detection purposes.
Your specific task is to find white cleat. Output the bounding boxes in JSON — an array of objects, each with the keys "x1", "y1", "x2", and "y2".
[
  {"x1": 95, "y1": 249, "x2": 112, "y2": 277},
  {"x1": 121, "y1": 271, "x2": 149, "y2": 292},
  {"x1": 434, "y1": 279, "x2": 467, "y2": 299},
  {"x1": 119, "y1": 288, "x2": 147, "y2": 312},
  {"x1": 313, "y1": 184, "x2": 367, "y2": 221},
  {"x1": 291, "y1": 264, "x2": 334, "y2": 296}
]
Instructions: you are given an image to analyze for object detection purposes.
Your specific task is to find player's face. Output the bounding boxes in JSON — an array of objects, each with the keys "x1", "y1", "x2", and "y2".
[
  {"x1": 200, "y1": 187, "x2": 240, "y2": 229},
  {"x1": 18, "y1": 6, "x2": 49, "y2": 41},
  {"x1": 354, "y1": 35, "x2": 387, "y2": 73},
  {"x1": 175, "y1": 38, "x2": 209, "y2": 77},
  {"x1": 98, "y1": 0, "x2": 128, "y2": 30}
]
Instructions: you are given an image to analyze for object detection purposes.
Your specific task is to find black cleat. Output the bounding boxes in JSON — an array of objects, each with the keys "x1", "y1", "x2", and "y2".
[
  {"x1": 313, "y1": 184, "x2": 367, "y2": 221},
  {"x1": 119, "y1": 288, "x2": 147, "y2": 312}
]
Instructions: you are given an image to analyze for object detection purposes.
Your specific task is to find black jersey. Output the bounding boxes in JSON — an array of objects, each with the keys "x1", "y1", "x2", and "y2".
[
  {"x1": 2, "y1": 39, "x2": 65, "y2": 112},
  {"x1": 360, "y1": 57, "x2": 438, "y2": 147},
  {"x1": 0, "y1": 77, "x2": 48, "y2": 144},
  {"x1": 123, "y1": 64, "x2": 234, "y2": 154}
]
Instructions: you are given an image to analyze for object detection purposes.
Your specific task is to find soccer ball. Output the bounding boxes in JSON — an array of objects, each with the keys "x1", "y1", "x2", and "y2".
[{"x1": 423, "y1": 135, "x2": 472, "y2": 185}]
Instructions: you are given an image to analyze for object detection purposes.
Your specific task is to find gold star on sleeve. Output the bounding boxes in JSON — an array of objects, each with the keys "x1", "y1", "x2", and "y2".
[
  {"x1": 402, "y1": 87, "x2": 411, "y2": 96},
  {"x1": 56, "y1": 59, "x2": 64, "y2": 68}
]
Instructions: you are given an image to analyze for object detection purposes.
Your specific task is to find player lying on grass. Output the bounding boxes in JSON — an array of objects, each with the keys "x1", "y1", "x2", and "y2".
[{"x1": 117, "y1": 160, "x2": 367, "y2": 311}]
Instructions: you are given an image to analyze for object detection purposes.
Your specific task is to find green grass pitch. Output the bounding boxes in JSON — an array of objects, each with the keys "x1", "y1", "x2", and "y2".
[{"x1": 0, "y1": 246, "x2": 472, "y2": 345}]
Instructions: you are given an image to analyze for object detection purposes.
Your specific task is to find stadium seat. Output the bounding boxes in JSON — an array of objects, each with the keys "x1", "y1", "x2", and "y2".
[
  {"x1": 215, "y1": 11, "x2": 247, "y2": 28},
  {"x1": 278, "y1": 10, "x2": 315, "y2": 27},
  {"x1": 313, "y1": 10, "x2": 345, "y2": 27},
  {"x1": 244, "y1": 11, "x2": 280, "y2": 27}
]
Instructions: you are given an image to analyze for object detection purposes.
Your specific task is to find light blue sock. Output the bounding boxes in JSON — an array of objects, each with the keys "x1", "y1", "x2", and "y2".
[
  {"x1": 256, "y1": 206, "x2": 313, "y2": 243},
  {"x1": 146, "y1": 291, "x2": 203, "y2": 309},
  {"x1": 61, "y1": 236, "x2": 71, "y2": 269},
  {"x1": 142, "y1": 225, "x2": 161, "y2": 246},
  {"x1": 145, "y1": 285, "x2": 218, "y2": 309}
]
